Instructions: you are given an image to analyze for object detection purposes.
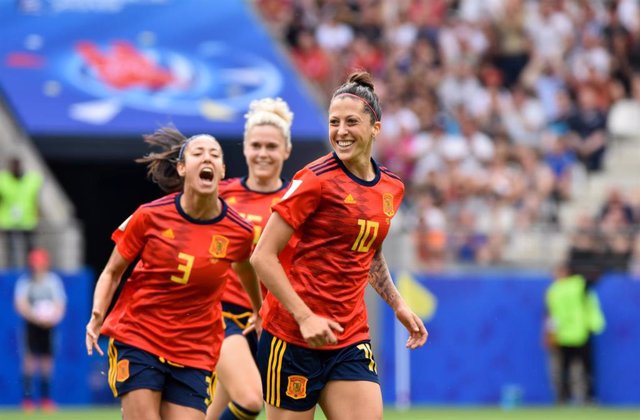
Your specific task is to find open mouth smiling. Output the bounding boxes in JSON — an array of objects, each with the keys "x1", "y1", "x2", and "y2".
[{"x1": 199, "y1": 167, "x2": 214, "y2": 181}]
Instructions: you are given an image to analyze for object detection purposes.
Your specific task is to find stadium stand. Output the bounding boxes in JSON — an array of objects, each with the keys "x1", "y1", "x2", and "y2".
[
  {"x1": 0, "y1": 99, "x2": 83, "y2": 271},
  {"x1": 256, "y1": 0, "x2": 640, "y2": 273}
]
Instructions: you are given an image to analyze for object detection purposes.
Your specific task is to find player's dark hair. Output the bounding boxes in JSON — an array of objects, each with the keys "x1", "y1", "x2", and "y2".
[
  {"x1": 331, "y1": 71, "x2": 381, "y2": 123},
  {"x1": 135, "y1": 126, "x2": 185, "y2": 193}
]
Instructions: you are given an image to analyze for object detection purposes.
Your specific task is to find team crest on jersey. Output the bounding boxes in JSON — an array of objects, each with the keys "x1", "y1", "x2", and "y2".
[
  {"x1": 116, "y1": 359, "x2": 130, "y2": 382},
  {"x1": 271, "y1": 197, "x2": 281, "y2": 207},
  {"x1": 382, "y1": 193, "x2": 395, "y2": 217},
  {"x1": 286, "y1": 375, "x2": 308, "y2": 400},
  {"x1": 209, "y1": 235, "x2": 229, "y2": 258}
]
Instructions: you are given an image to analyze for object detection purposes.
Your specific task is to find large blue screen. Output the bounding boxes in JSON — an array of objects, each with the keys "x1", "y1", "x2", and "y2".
[{"x1": 0, "y1": 0, "x2": 327, "y2": 140}]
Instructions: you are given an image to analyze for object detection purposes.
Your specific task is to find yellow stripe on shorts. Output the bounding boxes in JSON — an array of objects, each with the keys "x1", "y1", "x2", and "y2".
[
  {"x1": 107, "y1": 338, "x2": 118, "y2": 397},
  {"x1": 266, "y1": 336, "x2": 287, "y2": 407}
]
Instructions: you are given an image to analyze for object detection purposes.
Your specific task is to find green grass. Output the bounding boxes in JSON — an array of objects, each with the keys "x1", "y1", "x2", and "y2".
[{"x1": 0, "y1": 406, "x2": 639, "y2": 419}]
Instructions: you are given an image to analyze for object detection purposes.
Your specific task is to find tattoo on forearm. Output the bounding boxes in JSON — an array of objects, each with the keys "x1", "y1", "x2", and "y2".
[{"x1": 368, "y1": 251, "x2": 399, "y2": 307}]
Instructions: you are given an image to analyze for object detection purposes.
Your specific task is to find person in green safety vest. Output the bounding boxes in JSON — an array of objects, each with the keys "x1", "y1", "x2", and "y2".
[
  {"x1": 0, "y1": 156, "x2": 43, "y2": 268},
  {"x1": 545, "y1": 263, "x2": 606, "y2": 404}
]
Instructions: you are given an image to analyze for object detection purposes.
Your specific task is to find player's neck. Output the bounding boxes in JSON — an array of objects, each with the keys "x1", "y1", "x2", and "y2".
[
  {"x1": 343, "y1": 157, "x2": 374, "y2": 181},
  {"x1": 180, "y1": 192, "x2": 222, "y2": 220},
  {"x1": 246, "y1": 176, "x2": 282, "y2": 192}
]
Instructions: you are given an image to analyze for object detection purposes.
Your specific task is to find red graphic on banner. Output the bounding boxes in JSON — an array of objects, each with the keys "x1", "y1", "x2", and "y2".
[{"x1": 76, "y1": 40, "x2": 174, "y2": 90}]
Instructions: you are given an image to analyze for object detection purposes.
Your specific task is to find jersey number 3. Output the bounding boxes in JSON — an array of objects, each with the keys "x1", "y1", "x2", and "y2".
[
  {"x1": 171, "y1": 252, "x2": 195, "y2": 284},
  {"x1": 351, "y1": 219, "x2": 379, "y2": 252}
]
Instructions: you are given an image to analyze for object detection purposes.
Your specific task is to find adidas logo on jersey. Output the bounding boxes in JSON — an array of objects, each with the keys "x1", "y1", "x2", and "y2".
[
  {"x1": 162, "y1": 229, "x2": 175, "y2": 239},
  {"x1": 344, "y1": 194, "x2": 356, "y2": 204}
]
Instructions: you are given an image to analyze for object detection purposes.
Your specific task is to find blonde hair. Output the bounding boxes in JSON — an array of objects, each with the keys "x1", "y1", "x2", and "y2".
[{"x1": 244, "y1": 97, "x2": 294, "y2": 150}]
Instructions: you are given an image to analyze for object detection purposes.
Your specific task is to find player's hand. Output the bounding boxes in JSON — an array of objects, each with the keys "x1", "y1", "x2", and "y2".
[
  {"x1": 85, "y1": 316, "x2": 104, "y2": 356},
  {"x1": 298, "y1": 313, "x2": 344, "y2": 348},
  {"x1": 243, "y1": 313, "x2": 263, "y2": 338},
  {"x1": 395, "y1": 305, "x2": 428, "y2": 349}
]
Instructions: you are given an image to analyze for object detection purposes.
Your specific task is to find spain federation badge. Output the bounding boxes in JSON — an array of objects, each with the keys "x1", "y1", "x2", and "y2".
[
  {"x1": 209, "y1": 235, "x2": 229, "y2": 258},
  {"x1": 383, "y1": 193, "x2": 395, "y2": 217},
  {"x1": 286, "y1": 375, "x2": 308, "y2": 400}
]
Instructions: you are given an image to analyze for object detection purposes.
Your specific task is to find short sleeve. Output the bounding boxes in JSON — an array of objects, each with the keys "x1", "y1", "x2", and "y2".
[
  {"x1": 14, "y1": 276, "x2": 28, "y2": 303},
  {"x1": 272, "y1": 168, "x2": 321, "y2": 230},
  {"x1": 111, "y1": 208, "x2": 147, "y2": 262},
  {"x1": 49, "y1": 273, "x2": 67, "y2": 305}
]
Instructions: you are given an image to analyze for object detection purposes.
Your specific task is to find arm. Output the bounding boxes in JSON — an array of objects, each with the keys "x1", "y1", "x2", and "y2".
[
  {"x1": 14, "y1": 280, "x2": 39, "y2": 325},
  {"x1": 232, "y1": 259, "x2": 263, "y2": 336},
  {"x1": 232, "y1": 259, "x2": 262, "y2": 314},
  {"x1": 85, "y1": 246, "x2": 130, "y2": 356},
  {"x1": 368, "y1": 249, "x2": 428, "y2": 349},
  {"x1": 250, "y1": 212, "x2": 343, "y2": 347}
]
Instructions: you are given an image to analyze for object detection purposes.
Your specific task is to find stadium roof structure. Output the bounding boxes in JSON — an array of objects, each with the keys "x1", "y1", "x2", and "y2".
[{"x1": 0, "y1": 0, "x2": 327, "y2": 144}]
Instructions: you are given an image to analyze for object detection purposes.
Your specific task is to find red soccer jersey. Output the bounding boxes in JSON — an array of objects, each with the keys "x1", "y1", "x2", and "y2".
[
  {"x1": 101, "y1": 193, "x2": 254, "y2": 371},
  {"x1": 219, "y1": 177, "x2": 288, "y2": 309},
  {"x1": 260, "y1": 152, "x2": 404, "y2": 349}
]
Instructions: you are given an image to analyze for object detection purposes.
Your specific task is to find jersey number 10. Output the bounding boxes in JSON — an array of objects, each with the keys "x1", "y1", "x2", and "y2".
[{"x1": 351, "y1": 219, "x2": 379, "y2": 253}]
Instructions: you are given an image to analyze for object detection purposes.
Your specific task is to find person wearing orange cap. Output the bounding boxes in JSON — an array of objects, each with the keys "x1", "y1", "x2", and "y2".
[{"x1": 13, "y1": 248, "x2": 66, "y2": 413}]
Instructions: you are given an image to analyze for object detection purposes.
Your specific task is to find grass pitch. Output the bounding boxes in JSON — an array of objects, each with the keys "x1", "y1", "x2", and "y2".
[{"x1": 0, "y1": 406, "x2": 639, "y2": 419}]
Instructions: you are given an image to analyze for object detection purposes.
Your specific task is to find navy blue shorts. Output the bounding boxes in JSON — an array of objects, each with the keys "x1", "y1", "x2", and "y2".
[
  {"x1": 257, "y1": 329, "x2": 379, "y2": 411},
  {"x1": 26, "y1": 323, "x2": 52, "y2": 356},
  {"x1": 222, "y1": 302, "x2": 258, "y2": 355},
  {"x1": 107, "y1": 339, "x2": 214, "y2": 413}
]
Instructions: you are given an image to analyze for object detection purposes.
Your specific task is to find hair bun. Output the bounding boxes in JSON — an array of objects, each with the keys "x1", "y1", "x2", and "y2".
[
  {"x1": 347, "y1": 71, "x2": 375, "y2": 91},
  {"x1": 247, "y1": 97, "x2": 294, "y2": 125}
]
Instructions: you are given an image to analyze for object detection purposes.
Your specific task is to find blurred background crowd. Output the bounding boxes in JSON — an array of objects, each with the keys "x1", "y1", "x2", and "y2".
[{"x1": 255, "y1": 0, "x2": 640, "y2": 275}]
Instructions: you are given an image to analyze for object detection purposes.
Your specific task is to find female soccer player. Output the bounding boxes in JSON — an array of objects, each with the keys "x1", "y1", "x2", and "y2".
[
  {"x1": 206, "y1": 98, "x2": 293, "y2": 420},
  {"x1": 85, "y1": 128, "x2": 262, "y2": 420},
  {"x1": 251, "y1": 71, "x2": 429, "y2": 420}
]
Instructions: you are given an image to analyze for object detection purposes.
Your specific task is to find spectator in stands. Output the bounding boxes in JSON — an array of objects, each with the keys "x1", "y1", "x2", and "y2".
[
  {"x1": 545, "y1": 262, "x2": 605, "y2": 404},
  {"x1": 0, "y1": 156, "x2": 43, "y2": 268},
  {"x1": 290, "y1": 29, "x2": 333, "y2": 94},
  {"x1": 85, "y1": 128, "x2": 261, "y2": 420},
  {"x1": 206, "y1": 98, "x2": 294, "y2": 420},
  {"x1": 567, "y1": 214, "x2": 605, "y2": 285},
  {"x1": 567, "y1": 85, "x2": 608, "y2": 173},
  {"x1": 251, "y1": 71, "x2": 427, "y2": 420},
  {"x1": 14, "y1": 248, "x2": 66, "y2": 413}
]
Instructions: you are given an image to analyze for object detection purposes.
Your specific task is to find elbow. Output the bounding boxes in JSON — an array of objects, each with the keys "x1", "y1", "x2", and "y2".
[{"x1": 249, "y1": 250, "x2": 263, "y2": 274}]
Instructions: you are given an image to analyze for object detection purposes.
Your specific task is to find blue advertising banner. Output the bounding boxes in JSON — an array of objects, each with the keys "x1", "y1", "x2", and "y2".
[
  {"x1": 0, "y1": 0, "x2": 327, "y2": 140},
  {"x1": 381, "y1": 273, "x2": 640, "y2": 406}
]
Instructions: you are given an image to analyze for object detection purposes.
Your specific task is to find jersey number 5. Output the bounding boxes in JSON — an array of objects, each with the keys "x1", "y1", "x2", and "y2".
[
  {"x1": 351, "y1": 219, "x2": 379, "y2": 252},
  {"x1": 171, "y1": 252, "x2": 195, "y2": 284}
]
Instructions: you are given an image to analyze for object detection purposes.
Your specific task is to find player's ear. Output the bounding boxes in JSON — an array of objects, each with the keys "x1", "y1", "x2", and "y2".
[
  {"x1": 221, "y1": 163, "x2": 226, "y2": 180},
  {"x1": 371, "y1": 121, "x2": 381, "y2": 139},
  {"x1": 176, "y1": 161, "x2": 186, "y2": 177}
]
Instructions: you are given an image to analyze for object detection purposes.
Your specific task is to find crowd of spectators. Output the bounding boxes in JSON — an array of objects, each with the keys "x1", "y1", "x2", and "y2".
[{"x1": 256, "y1": 0, "x2": 640, "y2": 273}]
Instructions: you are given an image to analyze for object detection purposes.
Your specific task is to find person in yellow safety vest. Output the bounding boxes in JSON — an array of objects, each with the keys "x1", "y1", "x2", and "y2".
[
  {"x1": 545, "y1": 263, "x2": 605, "y2": 404},
  {"x1": 0, "y1": 157, "x2": 43, "y2": 268}
]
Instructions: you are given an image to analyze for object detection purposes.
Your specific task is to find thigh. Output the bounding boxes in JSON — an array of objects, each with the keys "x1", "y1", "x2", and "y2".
[
  {"x1": 264, "y1": 404, "x2": 316, "y2": 420},
  {"x1": 215, "y1": 334, "x2": 262, "y2": 397},
  {"x1": 318, "y1": 381, "x2": 382, "y2": 420},
  {"x1": 161, "y1": 401, "x2": 205, "y2": 420},
  {"x1": 257, "y1": 330, "x2": 323, "y2": 412},
  {"x1": 121, "y1": 388, "x2": 162, "y2": 420}
]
